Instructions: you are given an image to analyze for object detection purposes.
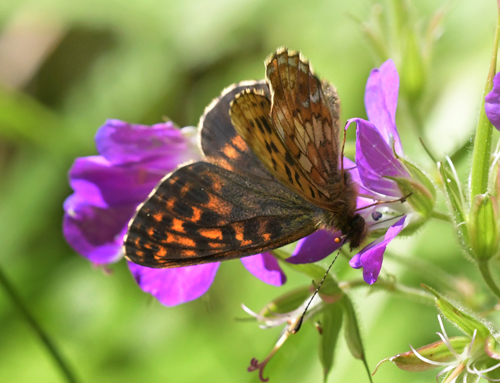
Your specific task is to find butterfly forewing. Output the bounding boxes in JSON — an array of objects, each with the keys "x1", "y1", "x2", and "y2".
[
  {"x1": 124, "y1": 161, "x2": 322, "y2": 268},
  {"x1": 230, "y1": 89, "x2": 331, "y2": 207},
  {"x1": 265, "y1": 49, "x2": 342, "y2": 204}
]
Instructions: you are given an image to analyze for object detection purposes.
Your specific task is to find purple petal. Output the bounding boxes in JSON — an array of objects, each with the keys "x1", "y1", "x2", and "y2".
[
  {"x1": 95, "y1": 120, "x2": 195, "y2": 167},
  {"x1": 344, "y1": 157, "x2": 373, "y2": 197},
  {"x1": 349, "y1": 216, "x2": 406, "y2": 284},
  {"x1": 68, "y1": 156, "x2": 163, "y2": 206},
  {"x1": 285, "y1": 230, "x2": 342, "y2": 264},
  {"x1": 364, "y1": 59, "x2": 403, "y2": 155},
  {"x1": 127, "y1": 262, "x2": 220, "y2": 306},
  {"x1": 485, "y1": 72, "x2": 500, "y2": 131},
  {"x1": 351, "y1": 118, "x2": 409, "y2": 197},
  {"x1": 240, "y1": 253, "x2": 286, "y2": 286},
  {"x1": 63, "y1": 198, "x2": 134, "y2": 264}
]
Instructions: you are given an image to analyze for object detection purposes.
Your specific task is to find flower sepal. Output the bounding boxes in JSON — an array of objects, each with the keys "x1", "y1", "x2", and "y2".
[
  {"x1": 384, "y1": 175, "x2": 435, "y2": 219},
  {"x1": 468, "y1": 193, "x2": 500, "y2": 261},
  {"x1": 423, "y1": 285, "x2": 492, "y2": 339},
  {"x1": 258, "y1": 286, "x2": 314, "y2": 319},
  {"x1": 374, "y1": 336, "x2": 471, "y2": 373},
  {"x1": 438, "y1": 159, "x2": 471, "y2": 254}
]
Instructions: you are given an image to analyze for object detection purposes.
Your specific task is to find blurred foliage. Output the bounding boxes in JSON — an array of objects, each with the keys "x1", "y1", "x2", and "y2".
[{"x1": 0, "y1": 0, "x2": 499, "y2": 382}]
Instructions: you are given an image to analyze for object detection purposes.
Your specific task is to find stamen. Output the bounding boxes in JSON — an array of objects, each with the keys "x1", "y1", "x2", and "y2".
[
  {"x1": 435, "y1": 332, "x2": 461, "y2": 360},
  {"x1": 467, "y1": 329, "x2": 477, "y2": 359},
  {"x1": 469, "y1": 360, "x2": 500, "y2": 375},
  {"x1": 248, "y1": 325, "x2": 293, "y2": 382}
]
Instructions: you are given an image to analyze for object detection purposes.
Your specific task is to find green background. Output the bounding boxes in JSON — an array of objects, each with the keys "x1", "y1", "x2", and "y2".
[{"x1": 0, "y1": 0, "x2": 498, "y2": 382}]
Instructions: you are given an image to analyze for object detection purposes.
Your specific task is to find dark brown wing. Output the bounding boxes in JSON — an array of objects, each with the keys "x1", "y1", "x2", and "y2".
[
  {"x1": 124, "y1": 162, "x2": 322, "y2": 268},
  {"x1": 200, "y1": 80, "x2": 273, "y2": 179}
]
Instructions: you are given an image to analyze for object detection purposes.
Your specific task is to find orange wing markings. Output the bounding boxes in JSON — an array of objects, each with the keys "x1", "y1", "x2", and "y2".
[
  {"x1": 172, "y1": 218, "x2": 185, "y2": 233},
  {"x1": 198, "y1": 228, "x2": 224, "y2": 241}
]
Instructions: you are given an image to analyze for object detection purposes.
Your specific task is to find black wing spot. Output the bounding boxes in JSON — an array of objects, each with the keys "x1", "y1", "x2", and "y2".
[
  {"x1": 265, "y1": 142, "x2": 272, "y2": 154},
  {"x1": 254, "y1": 118, "x2": 265, "y2": 134},
  {"x1": 309, "y1": 186, "x2": 316, "y2": 198},
  {"x1": 270, "y1": 142, "x2": 279, "y2": 153},
  {"x1": 294, "y1": 171, "x2": 303, "y2": 189},
  {"x1": 271, "y1": 158, "x2": 278, "y2": 171},
  {"x1": 285, "y1": 165, "x2": 293, "y2": 184},
  {"x1": 285, "y1": 152, "x2": 294, "y2": 165},
  {"x1": 172, "y1": 200, "x2": 194, "y2": 218},
  {"x1": 260, "y1": 117, "x2": 273, "y2": 133}
]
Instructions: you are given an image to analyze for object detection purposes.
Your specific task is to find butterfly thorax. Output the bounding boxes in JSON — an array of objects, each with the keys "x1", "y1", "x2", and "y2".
[{"x1": 321, "y1": 172, "x2": 367, "y2": 250}]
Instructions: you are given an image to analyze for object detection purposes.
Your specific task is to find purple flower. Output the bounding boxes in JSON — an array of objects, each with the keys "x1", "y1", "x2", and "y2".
[
  {"x1": 485, "y1": 72, "x2": 500, "y2": 130},
  {"x1": 63, "y1": 120, "x2": 285, "y2": 306},
  {"x1": 287, "y1": 60, "x2": 414, "y2": 284}
]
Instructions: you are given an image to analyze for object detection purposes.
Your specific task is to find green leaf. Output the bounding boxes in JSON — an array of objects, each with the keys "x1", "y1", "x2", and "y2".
[
  {"x1": 422, "y1": 285, "x2": 491, "y2": 339},
  {"x1": 318, "y1": 303, "x2": 343, "y2": 382},
  {"x1": 341, "y1": 295, "x2": 373, "y2": 383},
  {"x1": 469, "y1": 193, "x2": 499, "y2": 260}
]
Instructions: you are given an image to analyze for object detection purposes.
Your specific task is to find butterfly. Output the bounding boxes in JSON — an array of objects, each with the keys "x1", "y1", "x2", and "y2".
[{"x1": 123, "y1": 48, "x2": 366, "y2": 268}]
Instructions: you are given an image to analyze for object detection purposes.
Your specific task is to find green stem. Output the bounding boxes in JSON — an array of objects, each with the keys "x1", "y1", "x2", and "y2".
[
  {"x1": 431, "y1": 211, "x2": 451, "y2": 222},
  {"x1": 470, "y1": 8, "x2": 500, "y2": 199},
  {"x1": 0, "y1": 265, "x2": 79, "y2": 383},
  {"x1": 478, "y1": 260, "x2": 500, "y2": 300},
  {"x1": 339, "y1": 278, "x2": 435, "y2": 306}
]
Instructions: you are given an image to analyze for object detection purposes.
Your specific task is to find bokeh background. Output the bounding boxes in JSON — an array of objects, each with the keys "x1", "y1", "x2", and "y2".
[{"x1": 0, "y1": 0, "x2": 498, "y2": 382}]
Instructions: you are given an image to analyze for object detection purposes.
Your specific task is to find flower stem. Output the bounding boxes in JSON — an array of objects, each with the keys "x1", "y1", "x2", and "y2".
[
  {"x1": 0, "y1": 264, "x2": 79, "y2": 383},
  {"x1": 431, "y1": 211, "x2": 451, "y2": 222},
  {"x1": 339, "y1": 278, "x2": 435, "y2": 306},
  {"x1": 470, "y1": 8, "x2": 500, "y2": 199},
  {"x1": 478, "y1": 260, "x2": 500, "y2": 300}
]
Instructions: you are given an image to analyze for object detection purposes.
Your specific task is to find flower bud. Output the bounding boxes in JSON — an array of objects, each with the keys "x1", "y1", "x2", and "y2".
[{"x1": 468, "y1": 193, "x2": 500, "y2": 260}]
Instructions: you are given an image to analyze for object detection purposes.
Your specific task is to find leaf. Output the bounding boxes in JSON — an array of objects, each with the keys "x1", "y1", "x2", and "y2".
[
  {"x1": 341, "y1": 295, "x2": 373, "y2": 383},
  {"x1": 318, "y1": 302, "x2": 343, "y2": 382}
]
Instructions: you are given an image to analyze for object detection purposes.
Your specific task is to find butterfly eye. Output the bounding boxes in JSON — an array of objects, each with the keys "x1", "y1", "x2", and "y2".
[{"x1": 352, "y1": 215, "x2": 365, "y2": 231}]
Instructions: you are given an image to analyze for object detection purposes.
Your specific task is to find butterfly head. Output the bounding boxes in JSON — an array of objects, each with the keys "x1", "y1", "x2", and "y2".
[{"x1": 346, "y1": 214, "x2": 367, "y2": 250}]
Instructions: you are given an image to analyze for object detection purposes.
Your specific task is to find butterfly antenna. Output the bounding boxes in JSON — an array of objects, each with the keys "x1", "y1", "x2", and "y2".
[
  {"x1": 354, "y1": 192, "x2": 412, "y2": 213},
  {"x1": 292, "y1": 241, "x2": 345, "y2": 334}
]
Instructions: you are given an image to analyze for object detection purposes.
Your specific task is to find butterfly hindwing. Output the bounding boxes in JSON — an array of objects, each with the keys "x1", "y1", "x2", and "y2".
[
  {"x1": 124, "y1": 161, "x2": 322, "y2": 268},
  {"x1": 200, "y1": 80, "x2": 272, "y2": 179}
]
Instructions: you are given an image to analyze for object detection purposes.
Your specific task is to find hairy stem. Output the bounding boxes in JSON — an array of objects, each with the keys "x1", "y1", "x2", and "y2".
[{"x1": 0, "y1": 265, "x2": 79, "y2": 383}]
